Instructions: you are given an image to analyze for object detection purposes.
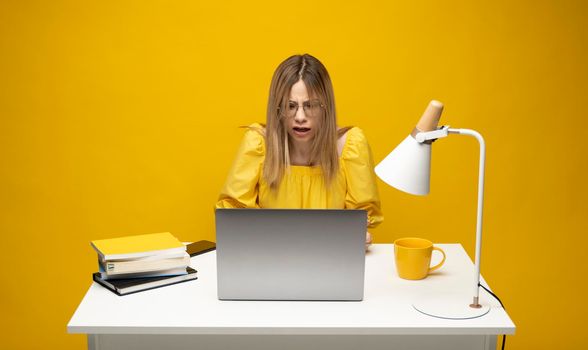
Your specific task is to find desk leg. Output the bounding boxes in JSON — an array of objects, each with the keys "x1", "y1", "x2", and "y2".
[
  {"x1": 484, "y1": 335, "x2": 497, "y2": 350},
  {"x1": 87, "y1": 335, "x2": 97, "y2": 350}
]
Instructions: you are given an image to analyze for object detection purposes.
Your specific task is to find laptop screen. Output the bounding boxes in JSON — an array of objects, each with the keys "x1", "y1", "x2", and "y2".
[{"x1": 215, "y1": 208, "x2": 367, "y2": 301}]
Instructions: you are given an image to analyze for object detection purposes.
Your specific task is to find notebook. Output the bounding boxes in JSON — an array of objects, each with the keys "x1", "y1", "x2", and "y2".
[
  {"x1": 215, "y1": 208, "x2": 367, "y2": 301},
  {"x1": 90, "y1": 232, "x2": 185, "y2": 260},
  {"x1": 93, "y1": 267, "x2": 197, "y2": 296}
]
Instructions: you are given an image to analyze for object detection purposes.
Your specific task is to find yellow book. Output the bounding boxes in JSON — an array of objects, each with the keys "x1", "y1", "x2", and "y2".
[
  {"x1": 100, "y1": 252, "x2": 190, "y2": 275},
  {"x1": 91, "y1": 232, "x2": 185, "y2": 260}
]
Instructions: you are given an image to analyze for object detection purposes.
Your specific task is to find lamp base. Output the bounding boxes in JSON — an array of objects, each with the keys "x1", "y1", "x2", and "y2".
[{"x1": 413, "y1": 294, "x2": 490, "y2": 320}]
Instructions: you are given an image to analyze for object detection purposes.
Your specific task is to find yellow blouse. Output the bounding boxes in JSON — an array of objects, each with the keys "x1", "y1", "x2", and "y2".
[{"x1": 216, "y1": 124, "x2": 383, "y2": 228}]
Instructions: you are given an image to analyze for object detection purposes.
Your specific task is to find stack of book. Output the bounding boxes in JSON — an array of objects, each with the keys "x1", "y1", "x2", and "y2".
[{"x1": 90, "y1": 232, "x2": 197, "y2": 295}]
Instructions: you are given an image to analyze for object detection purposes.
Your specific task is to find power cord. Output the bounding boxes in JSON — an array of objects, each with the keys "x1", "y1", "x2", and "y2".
[{"x1": 479, "y1": 283, "x2": 506, "y2": 350}]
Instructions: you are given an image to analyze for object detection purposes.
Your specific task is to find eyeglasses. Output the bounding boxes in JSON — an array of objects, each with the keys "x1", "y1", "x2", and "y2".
[{"x1": 279, "y1": 100, "x2": 324, "y2": 118}]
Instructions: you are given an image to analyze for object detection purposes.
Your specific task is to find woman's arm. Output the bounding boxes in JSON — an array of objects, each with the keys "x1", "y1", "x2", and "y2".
[
  {"x1": 341, "y1": 127, "x2": 384, "y2": 228},
  {"x1": 216, "y1": 126, "x2": 265, "y2": 208}
]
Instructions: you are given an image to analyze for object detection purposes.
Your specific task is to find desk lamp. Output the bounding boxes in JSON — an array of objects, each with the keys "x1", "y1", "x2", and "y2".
[{"x1": 375, "y1": 100, "x2": 490, "y2": 319}]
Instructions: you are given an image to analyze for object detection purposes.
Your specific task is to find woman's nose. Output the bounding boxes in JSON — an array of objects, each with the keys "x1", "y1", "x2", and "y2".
[{"x1": 294, "y1": 106, "x2": 307, "y2": 122}]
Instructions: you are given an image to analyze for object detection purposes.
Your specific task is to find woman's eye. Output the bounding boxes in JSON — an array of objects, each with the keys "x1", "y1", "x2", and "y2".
[{"x1": 288, "y1": 103, "x2": 297, "y2": 110}]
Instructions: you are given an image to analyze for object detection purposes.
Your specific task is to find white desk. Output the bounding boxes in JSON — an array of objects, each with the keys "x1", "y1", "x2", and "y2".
[{"x1": 68, "y1": 244, "x2": 515, "y2": 350}]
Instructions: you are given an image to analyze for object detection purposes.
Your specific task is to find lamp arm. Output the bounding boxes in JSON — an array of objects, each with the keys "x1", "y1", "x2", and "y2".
[
  {"x1": 414, "y1": 125, "x2": 450, "y2": 143},
  {"x1": 448, "y1": 128, "x2": 486, "y2": 308}
]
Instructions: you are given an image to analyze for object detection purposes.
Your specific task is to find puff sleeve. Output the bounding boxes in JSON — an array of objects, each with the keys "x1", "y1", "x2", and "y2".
[
  {"x1": 216, "y1": 126, "x2": 265, "y2": 208},
  {"x1": 341, "y1": 128, "x2": 384, "y2": 228}
]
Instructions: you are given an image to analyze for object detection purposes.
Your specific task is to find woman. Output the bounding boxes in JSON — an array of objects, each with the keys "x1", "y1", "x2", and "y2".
[{"x1": 216, "y1": 54, "x2": 383, "y2": 248}]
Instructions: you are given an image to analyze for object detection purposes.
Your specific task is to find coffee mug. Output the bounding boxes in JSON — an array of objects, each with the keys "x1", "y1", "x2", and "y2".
[{"x1": 394, "y1": 237, "x2": 446, "y2": 280}]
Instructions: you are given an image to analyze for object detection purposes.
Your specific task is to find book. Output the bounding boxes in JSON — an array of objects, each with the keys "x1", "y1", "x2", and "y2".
[
  {"x1": 93, "y1": 267, "x2": 197, "y2": 295},
  {"x1": 105, "y1": 249, "x2": 187, "y2": 261},
  {"x1": 97, "y1": 265, "x2": 188, "y2": 280},
  {"x1": 100, "y1": 252, "x2": 190, "y2": 276},
  {"x1": 91, "y1": 232, "x2": 185, "y2": 260}
]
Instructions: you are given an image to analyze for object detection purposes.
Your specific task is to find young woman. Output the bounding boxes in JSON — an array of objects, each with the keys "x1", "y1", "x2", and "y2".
[{"x1": 216, "y1": 54, "x2": 383, "y2": 247}]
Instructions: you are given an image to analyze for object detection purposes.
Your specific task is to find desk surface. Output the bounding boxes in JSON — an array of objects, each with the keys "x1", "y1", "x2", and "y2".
[{"x1": 67, "y1": 244, "x2": 515, "y2": 336}]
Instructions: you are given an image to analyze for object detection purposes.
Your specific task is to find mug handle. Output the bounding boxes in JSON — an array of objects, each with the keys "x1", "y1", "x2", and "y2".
[{"x1": 429, "y1": 247, "x2": 446, "y2": 273}]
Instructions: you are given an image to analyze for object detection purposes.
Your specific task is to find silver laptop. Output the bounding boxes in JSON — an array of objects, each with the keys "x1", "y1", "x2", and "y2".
[{"x1": 215, "y1": 208, "x2": 367, "y2": 301}]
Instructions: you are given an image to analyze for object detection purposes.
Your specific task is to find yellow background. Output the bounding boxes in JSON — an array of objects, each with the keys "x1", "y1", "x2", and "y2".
[{"x1": 1, "y1": 1, "x2": 586, "y2": 349}]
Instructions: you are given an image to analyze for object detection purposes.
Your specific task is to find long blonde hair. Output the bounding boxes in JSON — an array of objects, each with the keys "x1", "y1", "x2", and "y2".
[{"x1": 264, "y1": 54, "x2": 339, "y2": 190}]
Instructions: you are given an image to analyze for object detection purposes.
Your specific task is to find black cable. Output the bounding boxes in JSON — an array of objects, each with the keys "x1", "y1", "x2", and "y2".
[
  {"x1": 479, "y1": 283, "x2": 505, "y2": 308},
  {"x1": 479, "y1": 283, "x2": 506, "y2": 350}
]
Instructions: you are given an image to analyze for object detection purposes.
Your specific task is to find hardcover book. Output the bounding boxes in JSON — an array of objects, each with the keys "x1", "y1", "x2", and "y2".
[
  {"x1": 97, "y1": 264, "x2": 189, "y2": 280},
  {"x1": 91, "y1": 232, "x2": 185, "y2": 260},
  {"x1": 100, "y1": 252, "x2": 190, "y2": 275},
  {"x1": 93, "y1": 267, "x2": 197, "y2": 295}
]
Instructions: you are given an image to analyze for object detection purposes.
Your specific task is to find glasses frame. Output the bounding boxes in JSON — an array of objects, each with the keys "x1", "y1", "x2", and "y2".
[{"x1": 278, "y1": 99, "x2": 325, "y2": 119}]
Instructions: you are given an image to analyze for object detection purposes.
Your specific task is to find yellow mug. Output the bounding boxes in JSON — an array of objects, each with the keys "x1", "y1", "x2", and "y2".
[{"x1": 394, "y1": 237, "x2": 446, "y2": 280}]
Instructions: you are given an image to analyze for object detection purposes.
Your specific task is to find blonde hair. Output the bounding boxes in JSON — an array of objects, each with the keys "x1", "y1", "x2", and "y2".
[{"x1": 264, "y1": 54, "x2": 339, "y2": 190}]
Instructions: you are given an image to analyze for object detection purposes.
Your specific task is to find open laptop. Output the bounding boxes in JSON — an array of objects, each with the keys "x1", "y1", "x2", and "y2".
[{"x1": 215, "y1": 208, "x2": 367, "y2": 301}]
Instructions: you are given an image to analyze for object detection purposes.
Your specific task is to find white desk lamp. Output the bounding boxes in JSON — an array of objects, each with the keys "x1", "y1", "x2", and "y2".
[{"x1": 375, "y1": 100, "x2": 490, "y2": 319}]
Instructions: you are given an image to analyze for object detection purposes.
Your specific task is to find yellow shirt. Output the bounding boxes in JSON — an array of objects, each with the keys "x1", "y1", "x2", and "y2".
[{"x1": 216, "y1": 124, "x2": 384, "y2": 228}]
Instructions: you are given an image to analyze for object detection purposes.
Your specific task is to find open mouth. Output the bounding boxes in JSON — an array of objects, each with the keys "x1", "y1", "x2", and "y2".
[{"x1": 293, "y1": 127, "x2": 311, "y2": 136}]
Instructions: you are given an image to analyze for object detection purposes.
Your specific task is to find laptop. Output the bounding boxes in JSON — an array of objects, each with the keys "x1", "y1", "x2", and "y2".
[{"x1": 215, "y1": 208, "x2": 367, "y2": 301}]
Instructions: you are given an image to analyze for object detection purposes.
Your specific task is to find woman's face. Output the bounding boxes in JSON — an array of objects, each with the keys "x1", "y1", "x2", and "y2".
[{"x1": 284, "y1": 79, "x2": 321, "y2": 145}]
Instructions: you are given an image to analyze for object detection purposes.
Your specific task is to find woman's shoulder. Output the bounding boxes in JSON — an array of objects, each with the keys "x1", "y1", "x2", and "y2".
[
  {"x1": 243, "y1": 122, "x2": 265, "y2": 134},
  {"x1": 338, "y1": 125, "x2": 368, "y2": 138},
  {"x1": 240, "y1": 123, "x2": 266, "y2": 155},
  {"x1": 247, "y1": 122, "x2": 266, "y2": 130},
  {"x1": 339, "y1": 126, "x2": 367, "y2": 139},
  {"x1": 339, "y1": 126, "x2": 370, "y2": 159}
]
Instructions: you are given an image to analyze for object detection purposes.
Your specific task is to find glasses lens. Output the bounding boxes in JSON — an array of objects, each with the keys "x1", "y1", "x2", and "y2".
[
  {"x1": 286, "y1": 102, "x2": 298, "y2": 118},
  {"x1": 303, "y1": 101, "x2": 323, "y2": 117}
]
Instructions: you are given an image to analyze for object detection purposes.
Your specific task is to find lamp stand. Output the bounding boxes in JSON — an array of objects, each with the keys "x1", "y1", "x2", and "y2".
[
  {"x1": 413, "y1": 128, "x2": 489, "y2": 319},
  {"x1": 413, "y1": 294, "x2": 490, "y2": 320}
]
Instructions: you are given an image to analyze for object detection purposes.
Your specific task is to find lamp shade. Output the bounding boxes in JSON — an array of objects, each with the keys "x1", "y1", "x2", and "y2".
[{"x1": 374, "y1": 135, "x2": 431, "y2": 196}]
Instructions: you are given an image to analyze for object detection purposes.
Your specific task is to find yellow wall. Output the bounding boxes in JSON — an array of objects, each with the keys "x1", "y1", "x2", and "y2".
[{"x1": 1, "y1": 1, "x2": 586, "y2": 349}]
